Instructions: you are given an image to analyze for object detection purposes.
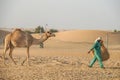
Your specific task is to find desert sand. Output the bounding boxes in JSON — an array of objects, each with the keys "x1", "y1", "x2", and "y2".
[{"x1": 0, "y1": 30, "x2": 120, "y2": 80}]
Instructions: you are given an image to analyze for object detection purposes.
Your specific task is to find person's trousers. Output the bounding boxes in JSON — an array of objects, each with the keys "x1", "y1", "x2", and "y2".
[{"x1": 89, "y1": 52, "x2": 104, "y2": 68}]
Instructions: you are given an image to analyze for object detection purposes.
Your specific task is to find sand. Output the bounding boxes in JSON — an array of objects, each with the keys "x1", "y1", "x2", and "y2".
[{"x1": 0, "y1": 30, "x2": 120, "y2": 80}]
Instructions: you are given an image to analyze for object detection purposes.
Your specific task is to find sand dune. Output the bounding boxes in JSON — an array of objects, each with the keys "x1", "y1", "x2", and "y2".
[
  {"x1": 0, "y1": 30, "x2": 9, "y2": 36},
  {"x1": 0, "y1": 30, "x2": 10, "y2": 45},
  {"x1": 55, "y1": 30, "x2": 108, "y2": 42},
  {"x1": 55, "y1": 30, "x2": 120, "y2": 45}
]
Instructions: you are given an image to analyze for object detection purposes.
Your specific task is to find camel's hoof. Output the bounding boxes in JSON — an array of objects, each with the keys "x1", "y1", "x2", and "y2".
[
  {"x1": 21, "y1": 63, "x2": 24, "y2": 66},
  {"x1": 14, "y1": 63, "x2": 17, "y2": 65}
]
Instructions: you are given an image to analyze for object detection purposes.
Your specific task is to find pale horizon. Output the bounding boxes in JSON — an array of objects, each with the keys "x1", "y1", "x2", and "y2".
[{"x1": 0, "y1": 0, "x2": 120, "y2": 30}]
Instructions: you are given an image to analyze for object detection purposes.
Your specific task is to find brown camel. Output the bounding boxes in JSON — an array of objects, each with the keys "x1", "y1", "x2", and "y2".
[{"x1": 3, "y1": 28, "x2": 55, "y2": 65}]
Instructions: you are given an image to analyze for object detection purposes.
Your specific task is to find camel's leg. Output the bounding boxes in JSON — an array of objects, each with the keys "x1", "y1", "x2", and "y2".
[
  {"x1": 27, "y1": 47, "x2": 30, "y2": 65},
  {"x1": 21, "y1": 47, "x2": 30, "y2": 65},
  {"x1": 9, "y1": 47, "x2": 16, "y2": 65},
  {"x1": 3, "y1": 46, "x2": 9, "y2": 65},
  {"x1": 21, "y1": 58, "x2": 27, "y2": 65}
]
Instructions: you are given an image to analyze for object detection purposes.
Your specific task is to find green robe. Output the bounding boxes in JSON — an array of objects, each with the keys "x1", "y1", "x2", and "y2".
[{"x1": 89, "y1": 41, "x2": 104, "y2": 68}]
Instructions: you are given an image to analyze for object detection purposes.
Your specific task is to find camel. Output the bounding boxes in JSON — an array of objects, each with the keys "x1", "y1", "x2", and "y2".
[{"x1": 3, "y1": 28, "x2": 55, "y2": 65}]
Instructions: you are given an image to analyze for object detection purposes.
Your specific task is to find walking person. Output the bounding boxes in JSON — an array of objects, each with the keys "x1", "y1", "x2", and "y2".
[{"x1": 88, "y1": 37, "x2": 105, "y2": 69}]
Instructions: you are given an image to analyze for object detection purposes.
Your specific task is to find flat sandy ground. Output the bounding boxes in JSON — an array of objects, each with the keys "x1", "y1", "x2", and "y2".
[{"x1": 0, "y1": 30, "x2": 120, "y2": 80}]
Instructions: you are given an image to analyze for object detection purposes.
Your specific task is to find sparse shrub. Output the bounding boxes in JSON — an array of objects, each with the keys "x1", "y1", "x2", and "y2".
[
  {"x1": 49, "y1": 29, "x2": 58, "y2": 33},
  {"x1": 114, "y1": 29, "x2": 117, "y2": 32},
  {"x1": 34, "y1": 26, "x2": 45, "y2": 33}
]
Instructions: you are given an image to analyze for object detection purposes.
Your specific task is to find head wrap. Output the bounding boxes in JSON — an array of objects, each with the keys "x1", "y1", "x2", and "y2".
[{"x1": 95, "y1": 37, "x2": 102, "y2": 42}]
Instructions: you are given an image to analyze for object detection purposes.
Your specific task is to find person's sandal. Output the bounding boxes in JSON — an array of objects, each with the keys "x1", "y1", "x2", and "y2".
[{"x1": 88, "y1": 65, "x2": 92, "y2": 68}]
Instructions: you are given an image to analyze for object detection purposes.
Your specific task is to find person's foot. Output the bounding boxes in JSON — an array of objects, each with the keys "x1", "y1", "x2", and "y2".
[
  {"x1": 88, "y1": 65, "x2": 92, "y2": 68},
  {"x1": 101, "y1": 67, "x2": 105, "y2": 69}
]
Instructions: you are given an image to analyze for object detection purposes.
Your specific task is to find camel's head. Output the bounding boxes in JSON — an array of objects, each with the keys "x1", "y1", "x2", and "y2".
[{"x1": 46, "y1": 31, "x2": 55, "y2": 37}]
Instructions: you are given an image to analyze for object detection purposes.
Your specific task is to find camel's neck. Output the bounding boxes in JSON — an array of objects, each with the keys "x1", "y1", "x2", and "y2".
[
  {"x1": 39, "y1": 34, "x2": 49, "y2": 42},
  {"x1": 32, "y1": 38, "x2": 41, "y2": 45},
  {"x1": 32, "y1": 36, "x2": 49, "y2": 45}
]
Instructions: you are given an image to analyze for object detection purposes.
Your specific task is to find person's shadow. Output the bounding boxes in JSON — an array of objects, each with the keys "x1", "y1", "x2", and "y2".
[{"x1": 106, "y1": 67, "x2": 120, "y2": 69}]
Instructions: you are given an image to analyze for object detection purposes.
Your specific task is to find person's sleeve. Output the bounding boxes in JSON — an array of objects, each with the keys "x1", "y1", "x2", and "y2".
[{"x1": 90, "y1": 42, "x2": 97, "y2": 50}]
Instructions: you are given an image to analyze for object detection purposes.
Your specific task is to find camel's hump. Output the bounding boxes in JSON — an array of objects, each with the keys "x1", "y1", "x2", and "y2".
[
  {"x1": 12, "y1": 28, "x2": 23, "y2": 33},
  {"x1": 10, "y1": 29, "x2": 33, "y2": 47}
]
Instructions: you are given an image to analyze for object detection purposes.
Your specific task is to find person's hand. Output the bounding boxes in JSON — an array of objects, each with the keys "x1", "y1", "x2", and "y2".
[{"x1": 88, "y1": 50, "x2": 91, "y2": 54}]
